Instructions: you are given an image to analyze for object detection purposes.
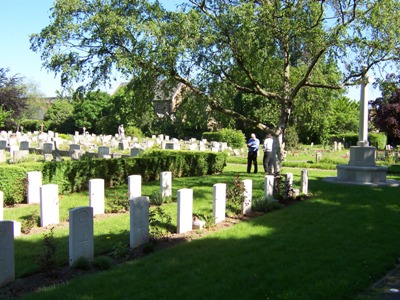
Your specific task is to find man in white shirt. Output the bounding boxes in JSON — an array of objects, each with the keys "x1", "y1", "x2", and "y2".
[{"x1": 263, "y1": 133, "x2": 273, "y2": 175}]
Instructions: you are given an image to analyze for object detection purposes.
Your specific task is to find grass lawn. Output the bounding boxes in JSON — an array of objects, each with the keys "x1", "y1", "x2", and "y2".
[{"x1": 3, "y1": 161, "x2": 400, "y2": 300}]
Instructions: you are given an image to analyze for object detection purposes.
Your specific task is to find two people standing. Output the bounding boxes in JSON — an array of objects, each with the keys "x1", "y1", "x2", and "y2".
[{"x1": 247, "y1": 132, "x2": 274, "y2": 175}]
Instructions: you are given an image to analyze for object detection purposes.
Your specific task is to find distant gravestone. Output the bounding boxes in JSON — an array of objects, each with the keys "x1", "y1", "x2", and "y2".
[
  {"x1": 0, "y1": 150, "x2": 5, "y2": 163},
  {"x1": 177, "y1": 189, "x2": 193, "y2": 234},
  {"x1": 69, "y1": 207, "x2": 94, "y2": 266},
  {"x1": 0, "y1": 191, "x2": 3, "y2": 220},
  {"x1": 13, "y1": 150, "x2": 29, "y2": 162},
  {"x1": 118, "y1": 140, "x2": 129, "y2": 150},
  {"x1": 19, "y1": 141, "x2": 29, "y2": 150},
  {"x1": 160, "y1": 171, "x2": 172, "y2": 198},
  {"x1": 213, "y1": 183, "x2": 226, "y2": 224},
  {"x1": 316, "y1": 151, "x2": 322, "y2": 163},
  {"x1": 130, "y1": 148, "x2": 143, "y2": 157},
  {"x1": 129, "y1": 196, "x2": 150, "y2": 249},
  {"x1": 128, "y1": 175, "x2": 142, "y2": 199},
  {"x1": 9, "y1": 145, "x2": 19, "y2": 156},
  {"x1": 69, "y1": 144, "x2": 81, "y2": 155},
  {"x1": 264, "y1": 175, "x2": 274, "y2": 201},
  {"x1": 89, "y1": 179, "x2": 104, "y2": 215},
  {"x1": 112, "y1": 152, "x2": 122, "y2": 159},
  {"x1": 98, "y1": 146, "x2": 110, "y2": 158},
  {"x1": 40, "y1": 184, "x2": 59, "y2": 227},
  {"x1": 242, "y1": 180, "x2": 252, "y2": 215},
  {"x1": 0, "y1": 221, "x2": 15, "y2": 288},
  {"x1": 0, "y1": 140, "x2": 6, "y2": 149},
  {"x1": 301, "y1": 169, "x2": 308, "y2": 195},
  {"x1": 27, "y1": 171, "x2": 42, "y2": 204},
  {"x1": 43, "y1": 142, "x2": 53, "y2": 154}
]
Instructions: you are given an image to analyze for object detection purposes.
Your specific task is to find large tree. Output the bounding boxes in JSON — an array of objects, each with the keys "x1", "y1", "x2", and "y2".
[{"x1": 30, "y1": 0, "x2": 400, "y2": 171}]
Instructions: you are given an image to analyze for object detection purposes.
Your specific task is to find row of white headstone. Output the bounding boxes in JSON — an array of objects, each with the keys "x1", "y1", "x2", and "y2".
[{"x1": 0, "y1": 170, "x2": 309, "y2": 288}]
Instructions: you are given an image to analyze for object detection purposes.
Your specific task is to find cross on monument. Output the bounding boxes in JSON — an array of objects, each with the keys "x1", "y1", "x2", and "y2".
[{"x1": 357, "y1": 66, "x2": 374, "y2": 147}]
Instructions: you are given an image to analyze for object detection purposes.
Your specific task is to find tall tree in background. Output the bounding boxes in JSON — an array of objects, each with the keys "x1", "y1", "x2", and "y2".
[
  {"x1": 0, "y1": 68, "x2": 27, "y2": 129},
  {"x1": 30, "y1": 0, "x2": 400, "y2": 171}
]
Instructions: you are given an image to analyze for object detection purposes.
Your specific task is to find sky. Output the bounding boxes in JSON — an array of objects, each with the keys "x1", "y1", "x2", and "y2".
[{"x1": 0, "y1": 0, "x2": 379, "y2": 100}]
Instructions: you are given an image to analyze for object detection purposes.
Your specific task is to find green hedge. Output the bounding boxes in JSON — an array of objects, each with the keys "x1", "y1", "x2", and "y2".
[
  {"x1": 202, "y1": 129, "x2": 246, "y2": 149},
  {"x1": 332, "y1": 133, "x2": 387, "y2": 150},
  {"x1": 0, "y1": 151, "x2": 227, "y2": 205}
]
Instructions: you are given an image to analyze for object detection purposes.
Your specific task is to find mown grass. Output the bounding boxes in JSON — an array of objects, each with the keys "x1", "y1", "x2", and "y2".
[{"x1": 15, "y1": 169, "x2": 400, "y2": 300}]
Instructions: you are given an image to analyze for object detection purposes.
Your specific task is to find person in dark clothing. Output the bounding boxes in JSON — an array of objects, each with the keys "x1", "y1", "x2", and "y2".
[
  {"x1": 263, "y1": 133, "x2": 273, "y2": 174},
  {"x1": 247, "y1": 133, "x2": 260, "y2": 173}
]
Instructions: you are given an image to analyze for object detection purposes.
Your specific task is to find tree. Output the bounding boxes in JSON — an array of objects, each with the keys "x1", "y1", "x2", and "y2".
[
  {"x1": 43, "y1": 99, "x2": 74, "y2": 133},
  {"x1": 370, "y1": 74, "x2": 400, "y2": 146},
  {"x1": 30, "y1": 0, "x2": 400, "y2": 171},
  {"x1": 22, "y1": 79, "x2": 48, "y2": 120},
  {"x1": 0, "y1": 68, "x2": 27, "y2": 129}
]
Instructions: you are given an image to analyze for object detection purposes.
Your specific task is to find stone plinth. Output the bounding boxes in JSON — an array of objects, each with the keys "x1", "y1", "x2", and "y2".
[
  {"x1": 348, "y1": 146, "x2": 376, "y2": 166},
  {"x1": 337, "y1": 164, "x2": 387, "y2": 183}
]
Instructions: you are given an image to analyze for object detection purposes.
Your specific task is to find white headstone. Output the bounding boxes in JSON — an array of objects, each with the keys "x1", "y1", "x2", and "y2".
[
  {"x1": 301, "y1": 169, "x2": 308, "y2": 194},
  {"x1": 264, "y1": 175, "x2": 274, "y2": 200},
  {"x1": 69, "y1": 207, "x2": 94, "y2": 266},
  {"x1": 160, "y1": 171, "x2": 172, "y2": 198},
  {"x1": 213, "y1": 183, "x2": 226, "y2": 224},
  {"x1": 89, "y1": 179, "x2": 105, "y2": 215},
  {"x1": 129, "y1": 196, "x2": 150, "y2": 249},
  {"x1": 40, "y1": 184, "x2": 59, "y2": 227},
  {"x1": 128, "y1": 175, "x2": 142, "y2": 199},
  {"x1": 242, "y1": 179, "x2": 252, "y2": 215},
  {"x1": 11, "y1": 221, "x2": 21, "y2": 237},
  {"x1": 177, "y1": 189, "x2": 193, "y2": 234},
  {"x1": 285, "y1": 173, "x2": 294, "y2": 186},
  {"x1": 0, "y1": 221, "x2": 15, "y2": 287},
  {"x1": 27, "y1": 171, "x2": 42, "y2": 204}
]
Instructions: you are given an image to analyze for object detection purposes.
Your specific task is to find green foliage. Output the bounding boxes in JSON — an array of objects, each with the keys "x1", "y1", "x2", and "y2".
[
  {"x1": 125, "y1": 126, "x2": 143, "y2": 138},
  {"x1": 226, "y1": 174, "x2": 246, "y2": 216},
  {"x1": 106, "y1": 192, "x2": 130, "y2": 213},
  {"x1": 193, "y1": 213, "x2": 216, "y2": 230},
  {"x1": 43, "y1": 99, "x2": 74, "y2": 133},
  {"x1": 111, "y1": 242, "x2": 130, "y2": 259},
  {"x1": 284, "y1": 126, "x2": 300, "y2": 150},
  {"x1": 36, "y1": 227, "x2": 58, "y2": 274},
  {"x1": 252, "y1": 196, "x2": 284, "y2": 213},
  {"x1": 202, "y1": 129, "x2": 246, "y2": 149},
  {"x1": 149, "y1": 191, "x2": 165, "y2": 206},
  {"x1": 149, "y1": 206, "x2": 173, "y2": 240},
  {"x1": 72, "y1": 257, "x2": 91, "y2": 270},
  {"x1": 21, "y1": 211, "x2": 39, "y2": 234},
  {"x1": 19, "y1": 119, "x2": 42, "y2": 132},
  {"x1": 92, "y1": 256, "x2": 113, "y2": 271},
  {"x1": 369, "y1": 133, "x2": 387, "y2": 150}
]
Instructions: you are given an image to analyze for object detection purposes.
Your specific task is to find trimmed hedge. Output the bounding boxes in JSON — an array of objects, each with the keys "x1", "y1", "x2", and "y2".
[
  {"x1": 0, "y1": 150, "x2": 227, "y2": 205},
  {"x1": 332, "y1": 132, "x2": 387, "y2": 150}
]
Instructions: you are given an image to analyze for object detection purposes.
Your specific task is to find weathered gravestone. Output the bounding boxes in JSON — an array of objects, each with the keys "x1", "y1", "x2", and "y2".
[
  {"x1": 301, "y1": 169, "x2": 308, "y2": 194},
  {"x1": 19, "y1": 141, "x2": 29, "y2": 150},
  {"x1": 264, "y1": 175, "x2": 274, "y2": 201},
  {"x1": 128, "y1": 175, "x2": 142, "y2": 199},
  {"x1": 98, "y1": 146, "x2": 110, "y2": 158},
  {"x1": 177, "y1": 189, "x2": 193, "y2": 234},
  {"x1": 89, "y1": 179, "x2": 104, "y2": 215},
  {"x1": 130, "y1": 148, "x2": 143, "y2": 157},
  {"x1": 69, "y1": 207, "x2": 94, "y2": 266},
  {"x1": 129, "y1": 196, "x2": 150, "y2": 249},
  {"x1": 213, "y1": 183, "x2": 226, "y2": 224},
  {"x1": 40, "y1": 184, "x2": 59, "y2": 227},
  {"x1": 13, "y1": 150, "x2": 29, "y2": 162},
  {"x1": 160, "y1": 171, "x2": 172, "y2": 198},
  {"x1": 27, "y1": 171, "x2": 42, "y2": 204},
  {"x1": 43, "y1": 142, "x2": 54, "y2": 154},
  {"x1": 0, "y1": 221, "x2": 15, "y2": 288},
  {"x1": 0, "y1": 150, "x2": 5, "y2": 163},
  {"x1": 0, "y1": 140, "x2": 6, "y2": 149},
  {"x1": 242, "y1": 179, "x2": 252, "y2": 215}
]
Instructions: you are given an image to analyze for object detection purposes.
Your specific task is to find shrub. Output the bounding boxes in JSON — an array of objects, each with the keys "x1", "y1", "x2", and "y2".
[
  {"x1": 93, "y1": 256, "x2": 113, "y2": 270},
  {"x1": 369, "y1": 132, "x2": 387, "y2": 150},
  {"x1": 252, "y1": 196, "x2": 283, "y2": 213},
  {"x1": 72, "y1": 257, "x2": 91, "y2": 270},
  {"x1": 149, "y1": 191, "x2": 165, "y2": 206},
  {"x1": 202, "y1": 129, "x2": 246, "y2": 149},
  {"x1": 284, "y1": 126, "x2": 299, "y2": 150},
  {"x1": 36, "y1": 227, "x2": 58, "y2": 274},
  {"x1": 226, "y1": 174, "x2": 246, "y2": 216},
  {"x1": 149, "y1": 207, "x2": 173, "y2": 240},
  {"x1": 125, "y1": 126, "x2": 143, "y2": 138},
  {"x1": 106, "y1": 192, "x2": 130, "y2": 213},
  {"x1": 21, "y1": 211, "x2": 39, "y2": 234}
]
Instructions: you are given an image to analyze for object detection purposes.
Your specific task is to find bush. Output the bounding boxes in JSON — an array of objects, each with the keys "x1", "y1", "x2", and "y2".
[
  {"x1": 369, "y1": 132, "x2": 387, "y2": 150},
  {"x1": 125, "y1": 126, "x2": 143, "y2": 138},
  {"x1": 252, "y1": 196, "x2": 283, "y2": 213},
  {"x1": 284, "y1": 126, "x2": 299, "y2": 150},
  {"x1": 149, "y1": 191, "x2": 165, "y2": 206},
  {"x1": 202, "y1": 129, "x2": 246, "y2": 149},
  {"x1": 72, "y1": 257, "x2": 91, "y2": 270},
  {"x1": 93, "y1": 256, "x2": 113, "y2": 270},
  {"x1": 332, "y1": 132, "x2": 387, "y2": 150}
]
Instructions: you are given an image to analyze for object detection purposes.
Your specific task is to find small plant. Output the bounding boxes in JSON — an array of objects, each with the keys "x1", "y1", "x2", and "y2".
[
  {"x1": 252, "y1": 196, "x2": 284, "y2": 213},
  {"x1": 149, "y1": 206, "x2": 173, "y2": 241},
  {"x1": 193, "y1": 212, "x2": 216, "y2": 229},
  {"x1": 72, "y1": 257, "x2": 91, "y2": 270},
  {"x1": 36, "y1": 227, "x2": 59, "y2": 275},
  {"x1": 149, "y1": 191, "x2": 165, "y2": 206},
  {"x1": 106, "y1": 192, "x2": 130, "y2": 213},
  {"x1": 226, "y1": 174, "x2": 246, "y2": 216},
  {"x1": 110, "y1": 241, "x2": 130, "y2": 259},
  {"x1": 93, "y1": 256, "x2": 113, "y2": 270},
  {"x1": 21, "y1": 211, "x2": 39, "y2": 234}
]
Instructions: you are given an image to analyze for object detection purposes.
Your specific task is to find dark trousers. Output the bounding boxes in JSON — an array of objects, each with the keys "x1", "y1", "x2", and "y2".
[
  {"x1": 263, "y1": 151, "x2": 272, "y2": 174},
  {"x1": 247, "y1": 151, "x2": 258, "y2": 173}
]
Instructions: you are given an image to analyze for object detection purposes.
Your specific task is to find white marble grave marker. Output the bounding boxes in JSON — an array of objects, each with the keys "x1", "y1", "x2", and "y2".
[
  {"x1": 130, "y1": 197, "x2": 150, "y2": 249},
  {"x1": 89, "y1": 179, "x2": 104, "y2": 215},
  {"x1": 69, "y1": 207, "x2": 94, "y2": 266},
  {"x1": 160, "y1": 171, "x2": 172, "y2": 198},
  {"x1": 242, "y1": 179, "x2": 252, "y2": 215},
  {"x1": 0, "y1": 221, "x2": 15, "y2": 287},
  {"x1": 213, "y1": 183, "x2": 226, "y2": 224},
  {"x1": 177, "y1": 189, "x2": 193, "y2": 234},
  {"x1": 27, "y1": 171, "x2": 42, "y2": 204},
  {"x1": 264, "y1": 175, "x2": 274, "y2": 200},
  {"x1": 301, "y1": 169, "x2": 308, "y2": 194},
  {"x1": 128, "y1": 175, "x2": 142, "y2": 199},
  {"x1": 40, "y1": 184, "x2": 59, "y2": 227}
]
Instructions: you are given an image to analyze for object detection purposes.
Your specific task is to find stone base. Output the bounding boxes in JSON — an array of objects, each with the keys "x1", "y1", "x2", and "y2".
[
  {"x1": 337, "y1": 164, "x2": 388, "y2": 183},
  {"x1": 349, "y1": 146, "x2": 376, "y2": 166}
]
